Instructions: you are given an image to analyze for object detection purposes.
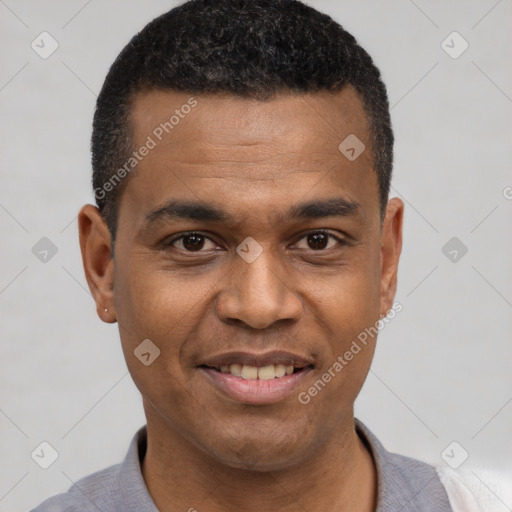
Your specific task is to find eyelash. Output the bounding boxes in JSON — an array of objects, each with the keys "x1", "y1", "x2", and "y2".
[{"x1": 165, "y1": 230, "x2": 347, "y2": 253}]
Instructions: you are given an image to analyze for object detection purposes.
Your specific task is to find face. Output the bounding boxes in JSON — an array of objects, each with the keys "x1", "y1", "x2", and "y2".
[{"x1": 80, "y1": 87, "x2": 403, "y2": 471}]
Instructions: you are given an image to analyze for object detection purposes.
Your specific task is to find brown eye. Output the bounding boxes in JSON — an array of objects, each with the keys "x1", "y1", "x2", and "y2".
[
  {"x1": 183, "y1": 234, "x2": 205, "y2": 251},
  {"x1": 296, "y1": 231, "x2": 345, "y2": 251},
  {"x1": 170, "y1": 233, "x2": 217, "y2": 252},
  {"x1": 307, "y1": 232, "x2": 329, "y2": 250}
]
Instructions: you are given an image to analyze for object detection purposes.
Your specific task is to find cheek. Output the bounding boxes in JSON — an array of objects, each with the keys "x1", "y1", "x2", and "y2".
[
  {"x1": 301, "y1": 272, "x2": 380, "y2": 423},
  {"x1": 312, "y1": 246, "x2": 381, "y2": 332},
  {"x1": 303, "y1": 243, "x2": 381, "y2": 398},
  {"x1": 112, "y1": 269, "x2": 197, "y2": 424},
  {"x1": 112, "y1": 262, "x2": 185, "y2": 384},
  {"x1": 114, "y1": 255, "x2": 209, "y2": 339}
]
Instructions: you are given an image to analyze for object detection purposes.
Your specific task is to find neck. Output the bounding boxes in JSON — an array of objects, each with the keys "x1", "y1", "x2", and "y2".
[{"x1": 141, "y1": 413, "x2": 377, "y2": 512}]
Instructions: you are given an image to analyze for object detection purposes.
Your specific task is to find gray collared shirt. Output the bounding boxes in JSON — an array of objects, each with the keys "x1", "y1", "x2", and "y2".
[{"x1": 30, "y1": 418, "x2": 453, "y2": 511}]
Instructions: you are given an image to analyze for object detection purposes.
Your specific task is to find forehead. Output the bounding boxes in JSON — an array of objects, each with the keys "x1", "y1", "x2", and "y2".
[
  {"x1": 130, "y1": 87, "x2": 370, "y2": 153},
  {"x1": 118, "y1": 87, "x2": 378, "y2": 232}
]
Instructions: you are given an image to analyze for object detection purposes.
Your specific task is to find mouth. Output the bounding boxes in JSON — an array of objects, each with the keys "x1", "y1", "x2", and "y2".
[
  {"x1": 198, "y1": 351, "x2": 314, "y2": 404},
  {"x1": 199, "y1": 363, "x2": 308, "y2": 380}
]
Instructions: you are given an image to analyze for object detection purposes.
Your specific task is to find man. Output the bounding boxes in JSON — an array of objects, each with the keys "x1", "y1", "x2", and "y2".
[{"x1": 30, "y1": 0, "x2": 465, "y2": 510}]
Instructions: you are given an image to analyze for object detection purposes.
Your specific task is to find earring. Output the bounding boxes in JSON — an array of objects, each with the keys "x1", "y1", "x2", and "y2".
[{"x1": 104, "y1": 308, "x2": 108, "y2": 313}]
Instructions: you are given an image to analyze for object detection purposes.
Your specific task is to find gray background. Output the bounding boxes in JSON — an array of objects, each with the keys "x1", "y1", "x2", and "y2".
[{"x1": 1, "y1": 0, "x2": 511, "y2": 510}]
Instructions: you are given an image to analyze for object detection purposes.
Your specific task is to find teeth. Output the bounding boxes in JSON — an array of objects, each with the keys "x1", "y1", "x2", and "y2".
[
  {"x1": 258, "y1": 365, "x2": 275, "y2": 380},
  {"x1": 222, "y1": 363, "x2": 299, "y2": 379},
  {"x1": 240, "y1": 365, "x2": 258, "y2": 380},
  {"x1": 230, "y1": 364, "x2": 242, "y2": 377},
  {"x1": 275, "y1": 364, "x2": 286, "y2": 377}
]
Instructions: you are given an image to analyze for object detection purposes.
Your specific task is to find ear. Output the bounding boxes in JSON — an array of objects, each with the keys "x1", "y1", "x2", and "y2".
[
  {"x1": 78, "y1": 204, "x2": 117, "y2": 323},
  {"x1": 379, "y1": 198, "x2": 404, "y2": 317}
]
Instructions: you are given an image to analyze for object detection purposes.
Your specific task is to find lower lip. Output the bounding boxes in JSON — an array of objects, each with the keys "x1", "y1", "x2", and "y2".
[{"x1": 200, "y1": 367, "x2": 312, "y2": 405}]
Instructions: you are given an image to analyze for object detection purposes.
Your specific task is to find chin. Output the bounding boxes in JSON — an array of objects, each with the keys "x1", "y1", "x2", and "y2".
[
  {"x1": 213, "y1": 447, "x2": 307, "y2": 473},
  {"x1": 199, "y1": 426, "x2": 314, "y2": 472}
]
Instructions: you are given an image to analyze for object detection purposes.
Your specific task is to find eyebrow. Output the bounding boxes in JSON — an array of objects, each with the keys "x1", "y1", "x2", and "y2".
[{"x1": 143, "y1": 197, "x2": 363, "y2": 229}]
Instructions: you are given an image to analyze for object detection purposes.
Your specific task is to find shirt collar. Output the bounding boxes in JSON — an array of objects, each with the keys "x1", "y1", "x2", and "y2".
[
  {"x1": 355, "y1": 418, "x2": 452, "y2": 511},
  {"x1": 112, "y1": 425, "x2": 158, "y2": 511},
  {"x1": 118, "y1": 419, "x2": 450, "y2": 512}
]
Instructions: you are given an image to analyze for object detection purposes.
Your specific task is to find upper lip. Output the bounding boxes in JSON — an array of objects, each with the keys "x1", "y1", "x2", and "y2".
[{"x1": 199, "y1": 350, "x2": 315, "y2": 369}]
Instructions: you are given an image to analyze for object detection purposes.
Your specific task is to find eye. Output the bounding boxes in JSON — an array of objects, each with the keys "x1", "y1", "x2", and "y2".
[
  {"x1": 165, "y1": 230, "x2": 346, "y2": 254},
  {"x1": 295, "y1": 231, "x2": 346, "y2": 251},
  {"x1": 167, "y1": 232, "x2": 218, "y2": 252}
]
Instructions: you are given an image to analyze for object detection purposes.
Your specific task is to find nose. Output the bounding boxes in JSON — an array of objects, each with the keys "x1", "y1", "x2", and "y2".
[{"x1": 215, "y1": 249, "x2": 303, "y2": 330}]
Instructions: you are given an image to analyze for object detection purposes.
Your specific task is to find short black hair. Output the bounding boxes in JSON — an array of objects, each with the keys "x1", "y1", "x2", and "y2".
[{"x1": 92, "y1": 0, "x2": 393, "y2": 244}]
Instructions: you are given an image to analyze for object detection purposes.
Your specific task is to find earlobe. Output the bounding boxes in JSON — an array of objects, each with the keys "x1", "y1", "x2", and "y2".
[
  {"x1": 78, "y1": 204, "x2": 117, "y2": 323},
  {"x1": 379, "y1": 198, "x2": 404, "y2": 317}
]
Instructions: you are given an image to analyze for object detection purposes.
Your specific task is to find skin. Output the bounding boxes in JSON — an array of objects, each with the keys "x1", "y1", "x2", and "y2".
[{"x1": 79, "y1": 86, "x2": 403, "y2": 512}]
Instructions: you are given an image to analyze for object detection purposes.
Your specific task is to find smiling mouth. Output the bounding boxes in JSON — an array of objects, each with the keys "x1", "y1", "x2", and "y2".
[
  {"x1": 200, "y1": 363, "x2": 311, "y2": 380},
  {"x1": 198, "y1": 352, "x2": 315, "y2": 404}
]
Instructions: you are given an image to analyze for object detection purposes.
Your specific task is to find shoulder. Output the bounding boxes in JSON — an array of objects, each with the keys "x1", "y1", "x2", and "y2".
[
  {"x1": 29, "y1": 426, "x2": 157, "y2": 512},
  {"x1": 381, "y1": 450, "x2": 455, "y2": 511},
  {"x1": 355, "y1": 419, "x2": 453, "y2": 511},
  {"x1": 29, "y1": 464, "x2": 121, "y2": 512},
  {"x1": 436, "y1": 466, "x2": 512, "y2": 512}
]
